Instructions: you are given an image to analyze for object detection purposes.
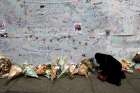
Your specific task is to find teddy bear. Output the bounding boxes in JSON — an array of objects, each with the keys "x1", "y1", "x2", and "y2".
[{"x1": 0, "y1": 57, "x2": 12, "y2": 76}]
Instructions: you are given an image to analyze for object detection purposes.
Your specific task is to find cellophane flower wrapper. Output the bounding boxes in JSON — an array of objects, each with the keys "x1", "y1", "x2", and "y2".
[
  {"x1": 35, "y1": 64, "x2": 48, "y2": 75},
  {"x1": 78, "y1": 63, "x2": 88, "y2": 76},
  {"x1": 69, "y1": 64, "x2": 76, "y2": 73},
  {"x1": 23, "y1": 64, "x2": 38, "y2": 78},
  {"x1": 120, "y1": 59, "x2": 135, "y2": 73},
  {"x1": 44, "y1": 69, "x2": 51, "y2": 79},
  {"x1": 134, "y1": 64, "x2": 140, "y2": 72},
  {"x1": 58, "y1": 64, "x2": 70, "y2": 78},
  {"x1": 50, "y1": 65, "x2": 60, "y2": 80},
  {"x1": 57, "y1": 56, "x2": 68, "y2": 71}
]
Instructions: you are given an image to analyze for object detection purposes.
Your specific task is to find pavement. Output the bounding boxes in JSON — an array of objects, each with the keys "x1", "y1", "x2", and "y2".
[{"x1": 0, "y1": 72, "x2": 140, "y2": 93}]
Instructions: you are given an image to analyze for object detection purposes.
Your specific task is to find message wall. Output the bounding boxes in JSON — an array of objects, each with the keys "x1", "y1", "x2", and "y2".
[{"x1": 0, "y1": 0, "x2": 140, "y2": 64}]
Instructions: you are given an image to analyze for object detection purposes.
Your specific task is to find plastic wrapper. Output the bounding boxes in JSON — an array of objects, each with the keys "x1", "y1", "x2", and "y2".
[
  {"x1": 23, "y1": 64, "x2": 38, "y2": 78},
  {"x1": 69, "y1": 64, "x2": 77, "y2": 74},
  {"x1": 0, "y1": 57, "x2": 12, "y2": 76},
  {"x1": 77, "y1": 58, "x2": 95, "y2": 77},
  {"x1": 81, "y1": 58, "x2": 94, "y2": 71},
  {"x1": 134, "y1": 64, "x2": 140, "y2": 72},
  {"x1": 56, "y1": 56, "x2": 69, "y2": 78},
  {"x1": 120, "y1": 59, "x2": 135, "y2": 73},
  {"x1": 56, "y1": 56, "x2": 68, "y2": 71},
  {"x1": 58, "y1": 64, "x2": 70, "y2": 78},
  {"x1": 78, "y1": 63, "x2": 88, "y2": 78},
  {"x1": 51, "y1": 65, "x2": 59, "y2": 80},
  {"x1": 68, "y1": 64, "x2": 78, "y2": 78},
  {"x1": 44, "y1": 69, "x2": 51, "y2": 79},
  {"x1": 8, "y1": 65, "x2": 23, "y2": 79},
  {"x1": 35, "y1": 64, "x2": 48, "y2": 75}
]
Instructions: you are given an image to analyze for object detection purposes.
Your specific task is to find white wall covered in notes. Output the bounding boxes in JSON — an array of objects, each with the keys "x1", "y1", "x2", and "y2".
[{"x1": 0, "y1": 0, "x2": 140, "y2": 64}]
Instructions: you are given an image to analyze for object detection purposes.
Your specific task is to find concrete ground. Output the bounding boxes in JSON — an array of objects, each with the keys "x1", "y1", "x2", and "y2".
[{"x1": 0, "y1": 72, "x2": 140, "y2": 93}]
